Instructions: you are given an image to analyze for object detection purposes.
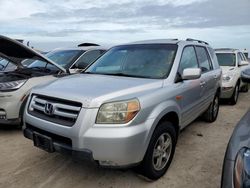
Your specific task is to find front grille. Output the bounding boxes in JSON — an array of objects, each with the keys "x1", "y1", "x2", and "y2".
[
  {"x1": 28, "y1": 94, "x2": 82, "y2": 127},
  {"x1": 26, "y1": 123, "x2": 72, "y2": 146}
]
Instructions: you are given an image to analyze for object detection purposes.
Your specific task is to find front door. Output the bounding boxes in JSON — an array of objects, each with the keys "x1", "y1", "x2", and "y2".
[{"x1": 176, "y1": 45, "x2": 202, "y2": 127}]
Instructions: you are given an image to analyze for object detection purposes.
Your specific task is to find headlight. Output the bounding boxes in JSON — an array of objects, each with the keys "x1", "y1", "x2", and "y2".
[
  {"x1": 96, "y1": 99, "x2": 140, "y2": 124},
  {"x1": 0, "y1": 79, "x2": 27, "y2": 91},
  {"x1": 234, "y1": 148, "x2": 250, "y2": 188},
  {"x1": 222, "y1": 73, "x2": 234, "y2": 82}
]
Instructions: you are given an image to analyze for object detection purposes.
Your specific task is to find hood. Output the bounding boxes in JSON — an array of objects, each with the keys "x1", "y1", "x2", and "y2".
[
  {"x1": 0, "y1": 35, "x2": 66, "y2": 73},
  {"x1": 32, "y1": 74, "x2": 163, "y2": 108},
  {"x1": 221, "y1": 66, "x2": 235, "y2": 75}
]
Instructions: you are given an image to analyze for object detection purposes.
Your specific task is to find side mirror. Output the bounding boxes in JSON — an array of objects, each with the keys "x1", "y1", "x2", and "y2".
[
  {"x1": 239, "y1": 61, "x2": 249, "y2": 66},
  {"x1": 75, "y1": 62, "x2": 88, "y2": 70},
  {"x1": 182, "y1": 68, "x2": 201, "y2": 80},
  {"x1": 241, "y1": 68, "x2": 250, "y2": 83}
]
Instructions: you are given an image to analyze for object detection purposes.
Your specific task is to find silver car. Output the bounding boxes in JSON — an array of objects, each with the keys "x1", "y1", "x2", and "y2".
[{"x1": 23, "y1": 38, "x2": 222, "y2": 180}]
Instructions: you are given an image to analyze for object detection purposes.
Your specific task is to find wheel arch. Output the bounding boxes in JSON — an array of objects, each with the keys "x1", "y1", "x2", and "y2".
[
  {"x1": 156, "y1": 111, "x2": 180, "y2": 137},
  {"x1": 19, "y1": 92, "x2": 31, "y2": 124},
  {"x1": 145, "y1": 109, "x2": 180, "y2": 149},
  {"x1": 140, "y1": 110, "x2": 180, "y2": 165}
]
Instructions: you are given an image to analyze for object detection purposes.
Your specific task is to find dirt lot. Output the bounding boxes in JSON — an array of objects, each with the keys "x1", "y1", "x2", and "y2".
[{"x1": 0, "y1": 92, "x2": 250, "y2": 188}]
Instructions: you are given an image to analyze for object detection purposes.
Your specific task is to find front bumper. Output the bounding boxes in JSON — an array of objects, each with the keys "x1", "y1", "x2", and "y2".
[
  {"x1": 24, "y1": 108, "x2": 153, "y2": 167},
  {"x1": 221, "y1": 159, "x2": 234, "y2": 188},
  {"x1": 0, "y1": 118, "x2": 20, "y2": 126},
  {"x1": 23, "y1": 126, "x2": 95, "y2": 162},
  {"x1": 0, "y1": 92, "x2": 26, "y2": 124}
]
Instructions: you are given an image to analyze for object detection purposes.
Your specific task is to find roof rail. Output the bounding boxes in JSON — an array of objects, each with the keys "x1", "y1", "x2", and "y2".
[
  {"x1": 186, "y1": 38, "x2": 209, "y2": 45},
  {"x1": 78, "y1": 43, "x2": 100, "y2": 47},
  {"x1": 215, "y1": 48, "x2": 237, "y2": 51}
]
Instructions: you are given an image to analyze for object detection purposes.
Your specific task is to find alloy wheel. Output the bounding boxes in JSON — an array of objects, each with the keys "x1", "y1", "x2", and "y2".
[{"x1": 152, "y1": 133, "x2": 172, "y2": 171}]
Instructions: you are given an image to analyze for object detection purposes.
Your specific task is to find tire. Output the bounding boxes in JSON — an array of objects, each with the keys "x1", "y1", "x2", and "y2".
[
  {"x1": 241, "y1": 84, "x2": 249, "y2": 93},
  {"x1": 136, "y1": 121, "x2": 177, "y2": 180},
  {"x1": 203, "y1": 93, "x2": 220, "y2": 122},
  {"x1": 230, "y1": 84, "x2": 239, "y2": 105}
]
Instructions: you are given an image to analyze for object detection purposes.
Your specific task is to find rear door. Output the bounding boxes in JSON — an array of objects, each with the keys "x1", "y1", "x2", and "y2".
[{"x1": 195, "y1": 46, "x2": 216, "y2": 111}]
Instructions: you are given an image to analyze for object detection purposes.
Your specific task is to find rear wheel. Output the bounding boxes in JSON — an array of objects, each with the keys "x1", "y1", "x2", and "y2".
[
  {"x1": 230, "y1": 84, "x2": 239, "y2": 105},
  {"x1": 203, "y1": 93, "x2": 219, "y2": 122},
  {"x1": 136, "y1": 121, "x2": 177, "y2": 180}
]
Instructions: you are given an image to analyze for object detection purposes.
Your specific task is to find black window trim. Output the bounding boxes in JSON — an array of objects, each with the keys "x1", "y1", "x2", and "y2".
[
  {"x1": 207, "y1": 47, "x2": 216, "y2": 70},
  {"x1": 239, "y1": 52, "x2": 246, "y2": 61},
  {"x1": 237, "y1": 52, "x2": 242, "y2": 67},
  {"x1": 194, "y1": 45, "x2": 213, "y2": 74},
  {"x1": 69, "y1": 49, "x2": 106, "y2": 70}
]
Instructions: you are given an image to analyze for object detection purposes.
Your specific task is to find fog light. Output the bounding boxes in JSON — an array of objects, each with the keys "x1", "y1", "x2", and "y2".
[
  {"x1": 0, "y1": 115, "x2": 6, "y2": 119},
  {"x1": 0, "y1": 110, "x2": 6, "y2": 119}
]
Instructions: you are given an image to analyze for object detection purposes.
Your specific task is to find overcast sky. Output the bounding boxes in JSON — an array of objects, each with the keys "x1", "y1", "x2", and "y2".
[{"x1": 0, "y1": 0, "x2": 249, "y2": 51}]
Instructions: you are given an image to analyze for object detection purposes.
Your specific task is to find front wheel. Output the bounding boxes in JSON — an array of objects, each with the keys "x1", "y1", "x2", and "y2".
[
  {"x1": 230, "y1": 84, "x2": 239, "y2": 105},
  {"x1": 136, "y1": 122, "x2": 177, "y2": 180},
  {"x1": 203, "y1": 94, "x2": 220, "y2": 122}
]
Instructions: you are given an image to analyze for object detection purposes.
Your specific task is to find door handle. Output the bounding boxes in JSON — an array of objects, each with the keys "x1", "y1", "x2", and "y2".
[
  {"x1": 214, "y1": 75, "x2": 218, "y2": 79},
  {"x1": 200, "y1": 81, "x2": 206, "y2": 87}
]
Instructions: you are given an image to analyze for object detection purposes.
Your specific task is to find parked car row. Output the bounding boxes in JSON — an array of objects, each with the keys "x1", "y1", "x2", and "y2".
[
  {"x1": 215, "y1": 48, "x2": 249, "y2": 104},
  {"x1": 0, "y1": 35, "x2": 249, "y2": 182},
  {"x1": 0, "y1": 35, "x2": 107, "y2": 125}
]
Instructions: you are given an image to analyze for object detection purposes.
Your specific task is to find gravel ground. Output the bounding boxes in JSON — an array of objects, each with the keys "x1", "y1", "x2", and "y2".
[{"x1": 0, "y1": 92, "x2": 249, "y2": 188}]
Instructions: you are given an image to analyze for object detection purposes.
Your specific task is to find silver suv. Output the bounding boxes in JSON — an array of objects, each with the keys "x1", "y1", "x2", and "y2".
[{"x1": 23, "y1": 39, "x2": 222, "y2": 180}]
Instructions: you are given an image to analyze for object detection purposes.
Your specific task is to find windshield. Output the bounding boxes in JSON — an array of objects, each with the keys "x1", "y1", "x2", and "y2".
[
  {"x1": 22, "y1": 59, "x2": 36, "y2": 67},
  {"x1": 28, "y1": 50, "x2": 83, "y2": 69},
  {"x1": 85, "y1": 44, "x2": 177, "y2": 79},
  {"x1": 0, "y1": 59, "x2": 17, "y2": 71},
  {"x1": 0, "y1": 59, "x2": 9, "y2": 68},
  {"x1": 216, "y1": 53, "x2": 236, "y2": 66}
]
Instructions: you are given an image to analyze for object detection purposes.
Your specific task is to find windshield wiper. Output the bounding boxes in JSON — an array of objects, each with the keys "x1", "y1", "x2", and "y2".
[
  {"x1": 83, "y1": 72, "x2": 96, "y2": 74},
  {"x1": 99, "y1": 72, "x2": 154, "y2": 78},
  {"x1": 29, "y1": 66, "x2": 45, "y2": 70},
  {"x1": 83, "y1": 71, "x2": 155, "y2": 78}
]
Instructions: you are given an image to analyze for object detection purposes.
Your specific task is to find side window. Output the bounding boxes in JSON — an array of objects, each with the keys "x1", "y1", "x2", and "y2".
[
  {"x1": 195, "y1": 46, "x2": 212, "y2": 73},
  {"x1": 237, "y1": 53, "x2": 242, "y2": 66},
  {"x1": 74, "y1": 50, "x2": 105, "y2": 69},
  {"x1": 208, "y1": 47, "x2": 220, "y2": 69},
  {"x1": 240, "y1": 52, "x2": 247, "y2": 61},
  {"x1": 179, "y1": 46, "x2": 198, "y2": 74}
]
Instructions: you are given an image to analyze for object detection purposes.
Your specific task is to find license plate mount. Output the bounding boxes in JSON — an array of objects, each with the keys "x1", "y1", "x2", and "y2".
[{"x1": 33, "y1": 132, "x2": 55, "y2": 153}]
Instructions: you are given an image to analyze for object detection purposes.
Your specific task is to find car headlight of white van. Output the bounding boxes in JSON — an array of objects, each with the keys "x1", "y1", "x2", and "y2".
[
  {"x1": 222, "y1": 73, "x2": 234, "y2": 82},
  {"x1": 96, "y1": 99, "x2": 140, "y2": 124},
  {"x1": 0, "y1": 79, "x2": 27, "y2": 91}
]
